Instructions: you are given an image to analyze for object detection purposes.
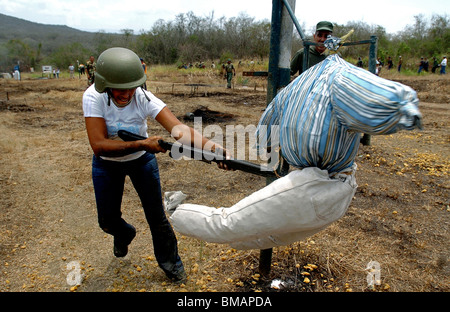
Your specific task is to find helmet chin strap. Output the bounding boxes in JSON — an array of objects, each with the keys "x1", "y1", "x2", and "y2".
[
  {"x1": 141, "y1": 86, "x2": 151, "y2": 102},
  {"x1": 106, "y1": 89, "x2": 112, "y2": 106}
]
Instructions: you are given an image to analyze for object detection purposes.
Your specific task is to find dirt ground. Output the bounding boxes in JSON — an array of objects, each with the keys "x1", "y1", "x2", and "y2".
[{"x1": 0, "y1": 70, "x2": 448, "y2": 293}]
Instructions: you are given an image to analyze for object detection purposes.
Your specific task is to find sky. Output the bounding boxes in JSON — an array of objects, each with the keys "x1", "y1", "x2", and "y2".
[{"x1": 0, "y1": 0, "x2": 447, "y2": 35}]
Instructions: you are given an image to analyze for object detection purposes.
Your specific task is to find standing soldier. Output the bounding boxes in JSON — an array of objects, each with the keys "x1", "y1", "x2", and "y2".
[
  {"x1": 86, "y1": 56, "x2": 96, "y2": 86},
  {"x1": 290, "y1": 21, "x2": 334, "y2": 76},
  {"x1": 223, "y1": 59, "x2": 236, "y2": 89}
]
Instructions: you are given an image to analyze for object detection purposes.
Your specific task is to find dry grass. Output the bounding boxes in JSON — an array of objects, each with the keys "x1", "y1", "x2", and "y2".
[{"x1": 0, "y1": 68, "x2": 448, "y2": 293}]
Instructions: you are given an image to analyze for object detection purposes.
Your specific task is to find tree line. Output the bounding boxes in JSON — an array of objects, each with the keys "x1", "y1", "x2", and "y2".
[{"x1": 1, "y1": 11, "x2": 448, "y2": 73}]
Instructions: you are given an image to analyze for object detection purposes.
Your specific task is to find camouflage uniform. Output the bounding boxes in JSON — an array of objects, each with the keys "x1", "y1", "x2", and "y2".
[
  {"x1": 223, "y1": 61, "x2": 235, "y2": 89},
  {"x1": 86, "y1": 59, "x2": 96, "y2": 86}
]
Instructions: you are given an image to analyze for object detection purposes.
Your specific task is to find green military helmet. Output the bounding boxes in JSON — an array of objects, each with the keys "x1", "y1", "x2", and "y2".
[{"x1": 94, "y1": 47, "x2": 147, "y2": 93}]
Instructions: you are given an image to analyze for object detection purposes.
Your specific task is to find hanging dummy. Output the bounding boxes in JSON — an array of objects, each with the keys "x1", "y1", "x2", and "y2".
[{"x1": 163, "y1": 36, "x2": 423, "y2": 250}]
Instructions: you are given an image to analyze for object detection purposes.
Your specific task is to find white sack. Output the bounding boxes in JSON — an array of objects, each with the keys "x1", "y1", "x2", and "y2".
[
  {"x1": 230, "y1": 227, "x2": 329, "y2": 250},
  {"x1": 170, "y1": 165, "x2": 357, "y2": 249},
  {"x1": 164, "y1": 191, "x2": 187, "y2": 215}
]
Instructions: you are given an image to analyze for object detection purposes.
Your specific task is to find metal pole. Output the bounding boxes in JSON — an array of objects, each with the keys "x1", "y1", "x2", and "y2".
[
  {"x1": 280, "y1": 0, "x2": 311, "y2": 74},
  {"x1": 278, "y1": 0, "x2": 295, "y2": 88},
  {"x1": 266, "y1": 0, "x2": 282, "y2": 105},
  {"x1": 260, "y1": 0, "x2": 295, "y2": 277},
  {"x1": 368, "y1": 35, "x2": 378, "y2": 74},
  {"x1": 281, "y1": 0, "x2": 305, "y2": 41},
  {"x1": 266, "y1": 0, "x2": 295, "y2": 105},
  {"x1": 361, "y1": 35, "x2": 378, "y2": 146}
]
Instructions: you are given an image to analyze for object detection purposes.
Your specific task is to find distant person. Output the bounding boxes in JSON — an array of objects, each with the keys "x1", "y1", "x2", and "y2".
[
  {"x1": 387, "y1": 56, "x2": 393, "y2": 70},
  {"x1": 223, "y1": 59, "x2": 236, "y2": 89},
  {"x1": 290, "y1": 21, "x2": 334, "y2": 76},
  {"x1": 423, "y1": 58, "x2": 429, "y2": 72},
  {"x1": 13, "y1": 64, "x2": 20, "y2": 80},
  {"x1": 79, "y1": 64, "x2": 85, "y2": 76},
  {"x1": 440, "y1": 56, "x2": 447, "y2": 74},
  {"x1": 418, "y1": 57, "x2": 425, "y2": 74},
  {"x1": 376, "y1": 59, "x2": 382, "y2": 76},
  {"x1": 356, "y1": 57, "x2": 363, "y2": 68},
  {"x1": 86, "y1": 56, "x2": 96, "y2": 86},
  {"x1": 140, "y1": 58, "x2": 147, "y2": 90},
  {"x1": 398, "y1": 56, "x2": 403, "y2": 72},
  {"x1": 69, "y1": 64, "x2": 75, "y2": 78},
  {"x1": 432, "y1": 57, "x2": 439, "y2": 73}
]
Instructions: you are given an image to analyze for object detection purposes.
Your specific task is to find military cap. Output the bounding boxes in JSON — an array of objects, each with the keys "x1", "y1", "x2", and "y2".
[{"x1": 316, "y1": 21, "x2": 334, "y2": 32}]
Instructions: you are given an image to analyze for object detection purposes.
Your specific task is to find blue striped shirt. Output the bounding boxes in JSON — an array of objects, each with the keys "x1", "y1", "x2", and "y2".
[{"x1": 256, "y1": 55, "x2": 421, "y2": 174}]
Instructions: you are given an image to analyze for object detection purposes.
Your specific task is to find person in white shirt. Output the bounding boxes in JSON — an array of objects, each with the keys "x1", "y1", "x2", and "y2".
[
  {"x1": 440, "y1": 56, "x2": 447, "y2": 74},
  {"x1": 82, "y1": 47, "x2": 227, "y2": 282},
  {"x1": 68, "y1": 64, "x2": 74, "y2": 78}
]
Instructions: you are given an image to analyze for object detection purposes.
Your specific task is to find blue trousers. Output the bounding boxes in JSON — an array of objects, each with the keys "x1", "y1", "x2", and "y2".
[{"x1": 92, "y1": 152, "x2": 184, "y2": 275}]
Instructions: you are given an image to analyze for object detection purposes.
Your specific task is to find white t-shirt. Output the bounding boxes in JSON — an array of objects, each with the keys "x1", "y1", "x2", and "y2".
[{"x1": 82, "y1": 85, "x2": 166, "y2": 162}]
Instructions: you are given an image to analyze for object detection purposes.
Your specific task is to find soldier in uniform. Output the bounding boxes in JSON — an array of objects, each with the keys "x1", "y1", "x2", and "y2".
[
  {"x1": 290, "y1": 21, "x2": 334, "y2": 76},
  {"x1": 223, "y1": 59, "x2": 236, "y2": 89},
  {"x1": 86, "y1": 56, "x2": 96, "y2": 86}
]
